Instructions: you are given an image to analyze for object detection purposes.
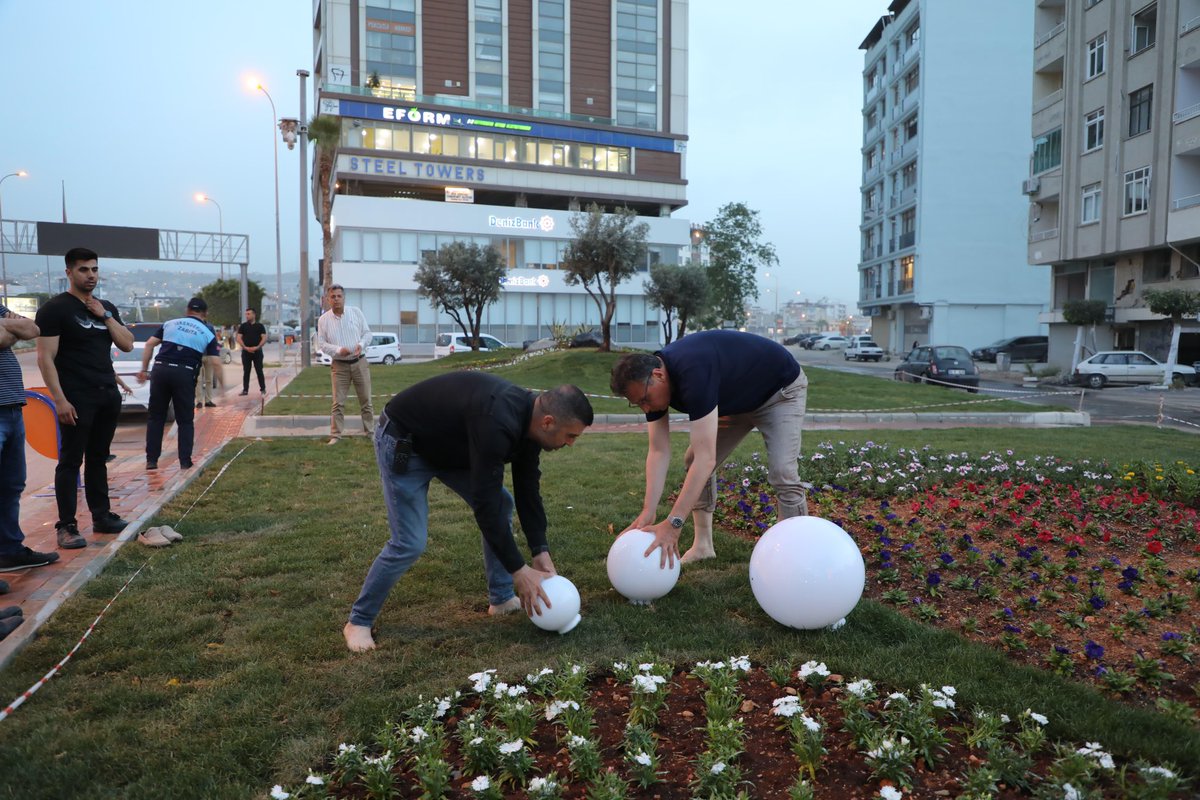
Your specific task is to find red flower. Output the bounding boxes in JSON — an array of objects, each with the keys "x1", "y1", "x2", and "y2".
[
  {"x1": 1147, "y1": 540, "x2": 1163, "y2": 555},
  {"x1": 1037, "y1": 530, "x2": 1054, "y2": 543},
  {"x1": 948, "y1": 498, "x2": 961, "y2": 510},
  {"x1": 1002, "y1": 480, "x2": 1012, "y2": 489},
  {"x1": 1102, "y1": 531, "x2": 1111, "y2": 543}
]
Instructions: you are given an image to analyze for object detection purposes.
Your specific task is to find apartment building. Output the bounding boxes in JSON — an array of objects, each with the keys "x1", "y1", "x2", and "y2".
[
  {"x1": 313, "y1": 0, "x2": 691, "y2": 352},
  {"x1": 1028, "y1": 0, "x2": 1200, "y2": 366},
  {"x1": 858, "y1": 0, "x2": 1045, "y2": 354}
]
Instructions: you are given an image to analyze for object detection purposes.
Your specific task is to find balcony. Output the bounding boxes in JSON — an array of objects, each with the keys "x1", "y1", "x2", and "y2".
[
  {"x1": 1033, "y1": 88, "x2": 1063, "y2": 114},
  {"x1": 1034, "y1": 24, "x2": 1066, "y2": 73},
  {"x1": 898, "y1": 231, "x2": 916, "y2": 249},
  {"x1": 1183, "y1": 14, "x2": 1200, "y2": 35},
  {"x1": 1029, "y1": 227, "x2": 1059, "y2": 242},
  {"x1": 1168, "y1": 188, "x2": 1200, "y2": 240},
  {"x1": 890, "y1": 185, "x2": 918, "y2": 208},
  {"x1": 1034, "y1": 21, "x2": 1065, "y2": 47},
  {"x1": 896, "y1": 279, "x2": 914, "y2": 295},
  {"x1": 861, "y1": 244, "x2": 883, "y2": 262},
  {"x1": 865, "y1": 163, "x2": 882, "y2": 182},
  {"x1": 903, "y1": 90, "x2": 919, "y2": 113},
  {"x1": 863, "y1": 206, "x2": 882, "y2": 223},
  {"x1": 1173, "y1": 110, "x2": 1200, "y2": 155},
  {"x1": 1174, "y1": 100, "x2": 1200, "y2": 124}
]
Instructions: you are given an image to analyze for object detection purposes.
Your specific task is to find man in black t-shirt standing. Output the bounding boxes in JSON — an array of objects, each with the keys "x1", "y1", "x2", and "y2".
[
  {"x1": 610, "y1": 330, "x2": 808, "y2": 567},
  {"x1": 35, "y1": 247, "x2": 135, "y2": 550},
  {"x1": 236, "y1": 307, "x2": 267, "y2": 395}
]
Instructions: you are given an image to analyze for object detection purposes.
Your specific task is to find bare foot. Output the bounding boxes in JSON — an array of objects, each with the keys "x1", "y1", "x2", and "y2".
[
  {"x1": 680, "y1": 546, "x2": 716, "y2": 563},
  {"x1": 343, "y1": 623, "x2": 376, "y2": 652}
]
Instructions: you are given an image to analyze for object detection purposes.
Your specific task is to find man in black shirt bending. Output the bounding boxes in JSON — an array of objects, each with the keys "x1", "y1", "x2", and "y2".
[
  {"x1": 610, "y1": 330, "x2": 808, "y2": 567},
  {"x1": 35, "y1": 247, "x2": 135, "y2": 549},
  {"x1": 236, "y1": 307, "x2": 267, "y2": 395},
  {"x1": 344, "y1": 373, "x2": 593, "y2": 652}
]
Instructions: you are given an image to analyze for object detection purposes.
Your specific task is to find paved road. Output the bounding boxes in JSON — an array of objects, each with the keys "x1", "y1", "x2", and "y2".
[{"x1": 791, "y1": 346, "x2": 1200, "y2": 432}]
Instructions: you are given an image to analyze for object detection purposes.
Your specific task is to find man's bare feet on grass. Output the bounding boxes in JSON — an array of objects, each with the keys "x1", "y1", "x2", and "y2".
[{"x1": 343, "y1": 622, "x2": 376, "y2": 652}]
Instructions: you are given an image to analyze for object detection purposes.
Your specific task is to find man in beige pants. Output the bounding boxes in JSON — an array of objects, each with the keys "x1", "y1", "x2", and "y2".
[{"x1": 315, "y1": 284, "x2": 374, "y2": 445}]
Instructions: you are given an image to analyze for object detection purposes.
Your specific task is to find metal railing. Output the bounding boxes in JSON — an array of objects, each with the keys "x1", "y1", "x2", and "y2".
[
  {"x1": 1182, "y1": 14, "x2": 1200, "y2": 34},
  {"x1": 1171, "y1": 193, "x2": 1200, "y2": 210},
  {"x1": 1029, "y1": 228, "x2": 1060, "y2": 242},
  {"x1": 1173, "y1": 101, "x2": 1200, "y2": 123},
  {"x1": 323, "y1": 83, "x2": 615, "y2": 126},
  {"x1": 1033, "y1": 88, "x2": 1063, "y2": 113},
  {"x1": 898, "y1": 231, "x2": 916, "y2": 249},
  {"x1": 1035, "y1": 21, "x2": 1066, "y2": 48},
  {"x1": 896, "y1": 279, "x2": 914, "y2": 295}
]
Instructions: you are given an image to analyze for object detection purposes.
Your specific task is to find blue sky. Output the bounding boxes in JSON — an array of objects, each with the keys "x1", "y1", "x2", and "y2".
[{"x1": 0, "y1": 1, "x2": 885, "y2": 307}]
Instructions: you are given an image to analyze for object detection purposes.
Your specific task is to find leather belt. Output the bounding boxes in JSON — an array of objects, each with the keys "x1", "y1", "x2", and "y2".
[{"x1": 336, "y1": 355, "x2": 362, "y2": 364}]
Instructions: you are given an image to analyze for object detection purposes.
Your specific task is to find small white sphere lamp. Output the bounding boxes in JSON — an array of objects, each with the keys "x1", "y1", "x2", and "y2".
[
  {"x1": 606, "y1": 529, "x2": 680, "y2": 604},
  {"x1": 528, "y1": 575, "x2": 582, "y2": 634}
]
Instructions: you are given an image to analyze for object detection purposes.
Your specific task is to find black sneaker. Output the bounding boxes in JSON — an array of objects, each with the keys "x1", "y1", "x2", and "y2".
[
  {"x1": 204, "y1": 401, "x2": 216, "y2": 407},
  {"x1": 92, "y1": 513, "x2": 129, "y2": 534},
  {"x1": 0, "y1": 547, "x2": 62, "y2": 571},
  {"x1": 180, "y1": 459, "x2": 194, "y2": 469},
  {"x1": 239, "y1": 390, "x2": 249, "y2": 396},
  {"x1": 56, "y1": 525, "x2": 86, "y2": 550},
  {"x1": 195, "y1": 402, "x2": 202, "y2": 409},
  {"x1": 146, "y1": 460, "x2": 158, "y2": 470}
]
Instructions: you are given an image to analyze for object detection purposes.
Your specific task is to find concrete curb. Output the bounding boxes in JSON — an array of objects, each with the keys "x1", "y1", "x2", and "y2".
[{"x1": 0, "y1": 442, "x2": 230, "y2": 671}]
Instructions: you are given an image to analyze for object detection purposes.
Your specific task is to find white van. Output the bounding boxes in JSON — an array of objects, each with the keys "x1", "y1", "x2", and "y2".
[{"x1": 316, "y1": 334, "x2": 403, "y2": 365}]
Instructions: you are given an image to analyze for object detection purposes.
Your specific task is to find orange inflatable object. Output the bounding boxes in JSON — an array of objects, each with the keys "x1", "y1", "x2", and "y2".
[{"x1": 22, "y1": 389, "x2": 60, "y2": 461}]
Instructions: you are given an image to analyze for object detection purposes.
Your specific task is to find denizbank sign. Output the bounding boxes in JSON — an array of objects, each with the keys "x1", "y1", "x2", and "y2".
[{"x1": 488, "y1": 214, "x2": 556, "y2": 232}]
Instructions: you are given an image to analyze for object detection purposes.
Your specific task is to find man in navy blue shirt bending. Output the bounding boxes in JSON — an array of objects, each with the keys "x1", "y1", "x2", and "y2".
[
  {"x1": 610, "y1": 330, "x2": 808, "y2": 566},
  {"x1": 138, "y1": 297, "x2": 222, "y2": 470}
]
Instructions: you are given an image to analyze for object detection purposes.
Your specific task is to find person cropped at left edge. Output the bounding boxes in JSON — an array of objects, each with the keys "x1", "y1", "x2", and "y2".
[
  {"x1": 35, "y1": 247, "x2": 135, "y2": 550},
  {"x1": 343, "y1": 373, "x2": 593, "y2": 653},
  {"x1": 138, "y1": 297, "x2": 222, "y2": 471}
]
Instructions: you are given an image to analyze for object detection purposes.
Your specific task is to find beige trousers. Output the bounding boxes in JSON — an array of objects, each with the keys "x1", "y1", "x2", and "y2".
[
  {"x1": 193, "y1": 359, "x2": 214, "y2": 404},
  {"x1": 330, "y1": 358, "x2": 374, "y2": 436}
]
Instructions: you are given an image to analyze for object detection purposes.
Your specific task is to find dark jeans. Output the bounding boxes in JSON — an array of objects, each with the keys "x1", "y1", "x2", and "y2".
[
  {"x1": 0, "y1": 405, "x2": 27, "y2": 556},
  {"x1": 242, "y1": 349, "x2": 265, "y2": 392},
  {"x1": 55, "y1": 384, "x2": 122, "y2": 527},
  {"x1": 146, "y1": 364, "x2": 197, "y2": 464}
]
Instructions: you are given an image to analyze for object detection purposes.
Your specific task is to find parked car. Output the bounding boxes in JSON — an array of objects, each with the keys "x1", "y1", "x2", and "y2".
[
  {"x1": 893, "y1": 345, "x2": 980, "y2": 391},
  {"x1": 1073, "y1": 351, "x2": 1197, "y2": 389},
  {"x1": 316, "y1": 333, "x2": 403, "y2": 365},
  {"x1": 811, "y1": 334, "x2": 850, "y2": 351},
  {"x1": 111, "y1": 343, "x2": 159, "y2": 415},
  {"x1": 267, "y1": 325, "x2": 298, "y2": 344},
  {"x1": 569, "y1": 329, "x2": 605, "y2": 348},
  {"x1": 971, "y1": 335, "x2": 1048, "y2": 363},
  {"x1": 844, "y1": 337, "x2": 884, "y2": 362},
  {"x1": 433, "y1": 332, "x2": 509, "y2": 358}
]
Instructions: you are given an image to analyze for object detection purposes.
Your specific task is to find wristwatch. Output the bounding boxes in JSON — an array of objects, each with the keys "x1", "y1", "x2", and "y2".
[
  {"x1": 102, "y1": 310, "x2": 113, "y2": 320},
  {"x1": 668, "y1": 515, "x2": 685, "y2": 529}
]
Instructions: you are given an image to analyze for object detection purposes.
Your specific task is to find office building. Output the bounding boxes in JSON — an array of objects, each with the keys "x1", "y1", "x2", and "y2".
[
  {"x1": 1028, "y1": 0, "x2": 1200, "y2": 365},
  {"x1": 313, "y1": 0, "x2": 690, "y2": 352},
  {"x1": 858, "y1": 0, "x2": 1045, "y2": 353}
]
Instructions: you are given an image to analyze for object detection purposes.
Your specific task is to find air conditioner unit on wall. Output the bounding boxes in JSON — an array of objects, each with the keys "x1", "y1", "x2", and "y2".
[
  {"x1": 1021, "y1": 178, "x2": 1040, "y2": 195},
  {"x1": 886, "y1": 309, "x2": 896, "y2": 320},
  {"x1": 918, "y1": 305, "x2": 933, "y2": 320}
]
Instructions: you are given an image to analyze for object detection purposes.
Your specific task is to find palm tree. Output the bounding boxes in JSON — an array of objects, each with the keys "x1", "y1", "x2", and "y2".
[{"x1": 307, "y1": 114, "x2": 341, "y2": 294}]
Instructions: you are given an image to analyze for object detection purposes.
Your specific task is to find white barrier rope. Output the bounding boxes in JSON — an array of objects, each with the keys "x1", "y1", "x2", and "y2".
[{"x1": 0, "y1": 443, "x2": 254, "y2": 724}]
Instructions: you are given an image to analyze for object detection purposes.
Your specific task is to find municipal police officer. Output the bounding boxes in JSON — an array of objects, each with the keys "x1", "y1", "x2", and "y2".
[{"x1": 137, "y1": 298, "x2": 222, "y2": 470}]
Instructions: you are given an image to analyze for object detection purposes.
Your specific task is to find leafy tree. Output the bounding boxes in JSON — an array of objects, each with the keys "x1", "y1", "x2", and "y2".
[
  {"x1": 699, "y1": 202, "x2": 777, "y2": 328},
  {"x1": 1062, "y1": 299, "x2": 1106, "y2": 372},
  {"x1": 307, "y1": 114, "x2": 341, "y2": 296},
  {"x1": 644, "y1": 264, "x2": 709, "y2": 344},
  {"x1": 1143, "y1": 288, "x2": 1200, "y2": 387},
  {"x1": 198, "y1": 278, "x2": 266, "y2": 328},
  {"x1": 415, "y1": 241, "x2": 505, "y2": 349},
  {"x1": 561, "y1": 204, "x2": 648, "y2": 351}
]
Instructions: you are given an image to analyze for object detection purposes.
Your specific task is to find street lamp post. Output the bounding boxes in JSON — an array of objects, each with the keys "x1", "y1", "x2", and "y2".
[
  {"x1": 763, "y1": 271, "x2": 781, "y2": 340},
  {"x1": 255, "y1": 82, "x2": 285, "y2": 332},
  {"x1": 194, "y1": 193, "x2": 224, "y2": 281},
  {"x1": 297, "y1": 69, "x2": 312, "y2": 367},
  {"x1": 0, "y1": 170, "x2": 29, "y2": 305}
]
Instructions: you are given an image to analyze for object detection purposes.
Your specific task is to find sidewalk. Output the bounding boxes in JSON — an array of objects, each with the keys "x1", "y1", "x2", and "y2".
[{"x1": 0, "y1": 365, "x2": 300, "y2": 669}]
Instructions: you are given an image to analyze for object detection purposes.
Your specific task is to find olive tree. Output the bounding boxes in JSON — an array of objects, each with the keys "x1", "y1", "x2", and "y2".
[
  {"x1": 1143, "y1": 288, "x2": 1200, "y2": 387},
  {"x1": 561, "y1": 204, "x2": 649, "y2": 351},
  {"x1": 415, "y1": 241, "x2": 505, "y2": 350},
  {"x1": 698, "y1": 202, "x2": 777, "y2": 328},
  {"x1": 644, "y1": 263, "x2": 709, "y2": 344},
  {"x1": 1061, "y1": 299, "x2": 1106, "y2": 372}
]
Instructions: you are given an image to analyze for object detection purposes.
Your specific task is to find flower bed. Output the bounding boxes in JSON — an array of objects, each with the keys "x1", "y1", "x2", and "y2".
[
  {"x1": 270, "y1": 658, "x2": 1188, "y2": 799},
  {"x1": 713, "y1": 446, "x2": 1200, "y2": 721}
]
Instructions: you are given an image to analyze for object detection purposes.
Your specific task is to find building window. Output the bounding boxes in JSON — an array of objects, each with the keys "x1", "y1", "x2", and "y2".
[
  {"x1": 898, "y1": 255, "x2": 914, "y2": 293},
  {"x1": 1086, "y1": 33, "x2": 1106, "y2": 80},
  {"x1": 615, "y1": 0, "x2": 658, "y2": 130},
  {"x1": 1123, "y1": 166, "x2": 1150, "y2": 216},
  {"x1": 1084, "y1": 108, "x2": 1104, "y2": 152},
  {"x1": 1128, "y1": 85, "x2": 1152, "y2": 137},
  {"x1": 1143, "y1": 250, "x2": 1170, "y2": 282},
  {"x1": 904, "y1": 21, "x2": 920, "y2": 50},
  {"x1": 904, "y1": 66, "x2": 919, "y2": 95},
  {"x1": 1032, "y1": 128, "x2": 1062, "y2": 174},
  {"x1": 536, "y1": 0, "x2": 566, "y2": 112},
  {"x1": 1131, "y1": 4, "x2": 1157, "y2": 55},
  {"x1": 365, "y1": 0, "x2": 418, "y2": 93},
  {"x1": 1081, "y1": 183, "x2": 1102, "y2": 224},
  {"x1": 474, "y1": 0, "x2": 504, "y2": 103}
]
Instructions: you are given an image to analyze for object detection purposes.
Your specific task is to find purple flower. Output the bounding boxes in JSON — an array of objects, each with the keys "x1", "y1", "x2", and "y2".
[
  {"x1": 1027, "y1": 596, "x2": 1038, "y2": 608},
  {"x1": 1029, "y1": 572, "x2": 1040, "y2": 583},
  {"x1": 1003, "y1": 624, "x2": 1022, "y2": 634},
  {"x1": 1162, "y1": 632, "x2": 1182, "y2": 641},
  {"x1": 1054, "y1": 645, "x2": 1071, "y2": 655},
  {"x1": 1092, "y1": 665, "x2": 1108, "y2": 677},
  {"x1": 1066, "y1": 576, "x2": 1078, "y2": 585},
  {"x1": 873, "y1": 524, "x2": 886, "y2": 534},
  {"x1": 901, "y1": 543, "x2": 915, "y2": 552},
  {"x1": 879, "y1": 534, "x2": 894, "y2": 546},
  {"x1": 961, "y1": 534, "x2": 974, "y2": 544},
  {"x1": 926, "y1": 572, "x2": 941, "y2": 587},
  {"x1": 1066, "y1": 548, "x2": 1080, "y2": 558},
  {"x1": 1117, "y1": 580, "x2": 1134, "y2": 592},
  {"x1": 1121, "y1": 566, "x2": 1140, "y2": 582},
  {"x1": 1088, "y1": 596, "x2": 1106, "y2": 610},
  {"x1": 991, "y1": 555, "x2": 1007, "y2": 567},
  {"x1": 939, "y1": 553, "x2": 955, "y2": 566},
  {"x1": 1084, "y1": 640, "x2": 1105, "y2": 660},
  {"x1": 1002, "y1": 607, "x2": 1014, "y2": 618},
  {"x1": 885, "y1": 513, "x2": 898, "y2": 521}
]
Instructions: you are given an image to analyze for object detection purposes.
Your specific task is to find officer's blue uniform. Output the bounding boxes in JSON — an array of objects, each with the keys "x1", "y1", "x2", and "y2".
[{"x1": 145, "y1": 316, "x2": 219, "y2": 467}]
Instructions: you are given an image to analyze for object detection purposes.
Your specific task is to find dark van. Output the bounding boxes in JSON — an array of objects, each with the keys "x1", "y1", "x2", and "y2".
[{"x1": 971, "y1": 335, "x2": 1048, "y2": 363}]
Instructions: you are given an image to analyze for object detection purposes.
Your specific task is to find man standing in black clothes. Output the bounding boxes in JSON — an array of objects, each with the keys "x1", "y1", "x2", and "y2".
[
  {"x1": 35, "y1": 247, "x2": 134, "y2": 550},
  {"x1": 343, "y1": 374, "x2": 593, "y2": 653},
  {"x1": 236, "y1": 307, "x2": 267, "y2": 396},
  {"x1": 138, "y1": 298, "x2": 222, "y2": 470}
]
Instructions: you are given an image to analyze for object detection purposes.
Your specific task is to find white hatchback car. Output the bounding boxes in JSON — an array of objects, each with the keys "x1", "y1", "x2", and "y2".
[
  {"x1": 433, "y1": 332, "x2": 509, "y2": 358},
  {"x1": 1074, "y1": 351, "x2": 1197, "y2": 388},
  {"x1": 811, "y1": 334, "x2": 850, "y2": 350},
  {"x1": 316, "y1": 333, "x2": 403, "y2": 365}
]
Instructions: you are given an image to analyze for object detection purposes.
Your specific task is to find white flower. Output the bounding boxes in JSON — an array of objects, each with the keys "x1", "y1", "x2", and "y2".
[
  {"x1": 729, "y1": 655, "x2": 751, "y2": 671},
  {"x1": 800, "y1": 714, "x2": 821, "y2": 734},
  {"x1": 634, "y1": 751, "x2": 652, "y2": 766},
  {"x1": 638, "y1": 662, "x2": 655, "y2": 672},
  {"x1": 1077, "y1": 742, "x2": 1115, "y2": 770},
  {"x1": 1142, "y1": 766, "x2": 1176, "y2": 780},
  {"x1": 612, "y1": 661, "x2": 628, "y2": 672},
  {"x1": 529, "y1": 776, "x2": 556, "y2": 791},
  {"x1": 710, "y1": 761, "x2": 727, "y2": 775},
  {"x1": 337, "y1": 743, "x2": 358, "y2": 754},
  {"x1": 471, "y1": 775, "x2": 491, "y2": 791},
  {"x1": 798, "y1": 660, "x2": 830, "y2": 679},
  {"x1": 846, "y1": 678, "x2": 874, "y2": 698},
  {"x1": 409, "y1": 726, "x2": 428, "y2": 743},
  {"x1": 1063, "y1": 783, "x2": 1081, "y2": 800},
  {"x1": 469, "y1": 736, "x2": 484, "y2": 746},
  {"x1": 571, "y1": 664, "x2": 584, "y2": 675},
  {"x1": 886, "y1": 691, "x2": 909, "y2": 705},
  {"x1": 469, "y1": 669, "x2": 496, "y2": 692},
  {"x1": 1000, "y1": 713, "x2": 1011, "y2": 724},
  {"x1": 434, "y1": 698, "x2": 451, "y2": 718},
  {"x1": 499, "y1": 740, "x2": 523, "y2": 754},
  {"x1": 305, "y1": 774, "x2": 325, "y2": 786},
  {"x1": 1026, "y1": 709, "x2": 1048, "y2": 726},
  {"x1": 270, "y1": 786, "x2": 290, "y2": 800},
  {"x1": 940, "y1": 685, "x2": 956, "y2": 697},
  {"x1": 569, "y1": 735, "x2": 588, "y2": 748},
  {"x1": 771, "y1": 696, "x2": 802, "y2": 717},
  {"x1": 632, "y1": 673, "x2": 665, "y2": 693},
  {"x1": 879, "y1": 787, "x2": 903, "y2": 800}
]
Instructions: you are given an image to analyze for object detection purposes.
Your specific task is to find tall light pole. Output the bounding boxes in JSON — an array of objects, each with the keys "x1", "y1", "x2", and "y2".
[
  {"x1": 253, "y1": 81, "x2": 284, "y2": 331},
  {"x1": 194, "y1": 193, "x2": 224, "y2": 281},
  {"x1": 297, "y1": 69, "x2": 312, "y2": 367},
  {"x1": 0, "y1": 170, "x2": 29, "y2": 305},
  {"x1": 763, "y1": 271, "x2": 781, "y2": 340}
]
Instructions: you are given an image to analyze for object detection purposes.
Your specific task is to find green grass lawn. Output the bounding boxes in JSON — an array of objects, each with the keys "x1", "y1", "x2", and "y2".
[
  {"x1": 265, "y1": 350, "x2": 1055, "y2": 417},
  {"x1": 0, "y1": 427, "x2": 1196, "y2": 799}
]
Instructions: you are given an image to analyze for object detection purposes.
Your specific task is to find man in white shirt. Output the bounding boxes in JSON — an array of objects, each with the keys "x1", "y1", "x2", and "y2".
[{"x1": 316, "y1": 284, "x2": 374, "y2": 445}]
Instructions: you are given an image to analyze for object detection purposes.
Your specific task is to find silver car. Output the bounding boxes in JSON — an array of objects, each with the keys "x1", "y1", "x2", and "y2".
[{"x1": 1074, "y1": 351, "x2": 1197, "y2": 388}]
